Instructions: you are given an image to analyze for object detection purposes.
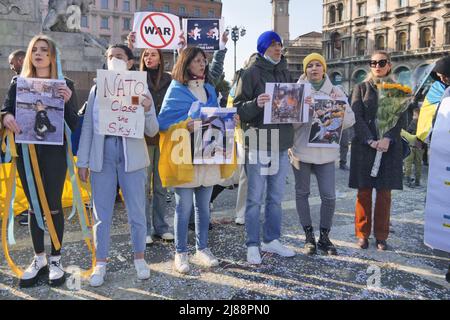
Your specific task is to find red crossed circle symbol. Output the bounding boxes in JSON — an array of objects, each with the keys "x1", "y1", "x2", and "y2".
[{"x1": 140, "y1": 13, "x2": 176, "y2": 49}]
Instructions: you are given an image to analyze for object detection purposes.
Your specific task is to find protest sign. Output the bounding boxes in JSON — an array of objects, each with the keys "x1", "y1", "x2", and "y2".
[
  {"x1": 15, "y1": 77, "x2": 65, "y2": 145},
  {"x1": 97, "y1": 69, "x2": 148, "y2": 138},
  {"x1": 182, "y1": 18, "x2": 225, "y2": 51},
  {"x1": 133, "y1": 12, "x2": 181, "y2": 50}
]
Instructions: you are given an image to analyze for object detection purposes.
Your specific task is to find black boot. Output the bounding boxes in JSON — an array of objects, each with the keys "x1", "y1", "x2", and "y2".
[
  {"x1": 317, "y1": 228, "x2": 337, "y2": 255},
  {"x1": 446, "y1": 266, "x2": 450, "y2": 283},
  {"x1": 303, "y1": 226, "x2": 316, "y2": 255},
  {"x1": 406, "y1": 177, "x2": 413, "y2": 188}
]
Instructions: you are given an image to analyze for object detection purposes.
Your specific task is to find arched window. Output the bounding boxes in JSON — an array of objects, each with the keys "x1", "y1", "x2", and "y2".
[
  {"x1": 375, "y1": 35, "x2": 385, "y2": 50},
  {"x1": 420, "y1": 28, "x2": 432, "y2": 48},
  {"x1": 446, "y1": 23, "x2": 450, "y2": 45},
  {"x1": 394, "y1": 66, "x2": 411, "y2": 86},
  {"x1": 397, "y1": 32, "x2": 407, "y2": 51},
  {"x1": 353, "y1": 70, "x2": 367, "y2": 84},
  {"x1": 357, "y1": 38, "x2": 366, "y2": 56},
  {"x1": 331, "y1": 72, "x2": 343, "y2": 86},
  {"x1": 331, "y1": 32, "x2": 341, "y2": 59},
  {"x1": 329, "y1": 6, "x2": 336, "y2": 24},
  {"x1": 337, "y1": 3, "x2": 344, "y2": 22}
]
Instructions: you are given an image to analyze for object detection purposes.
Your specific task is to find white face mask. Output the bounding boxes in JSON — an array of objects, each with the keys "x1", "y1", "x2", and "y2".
[{"x1": 107, "y1": 57, "x2": 128, "y2": 71}]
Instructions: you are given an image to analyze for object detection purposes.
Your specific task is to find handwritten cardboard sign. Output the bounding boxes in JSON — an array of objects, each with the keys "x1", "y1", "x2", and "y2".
[{"x1": 97, "y1": 69, "x2": 148, "y2": 138}]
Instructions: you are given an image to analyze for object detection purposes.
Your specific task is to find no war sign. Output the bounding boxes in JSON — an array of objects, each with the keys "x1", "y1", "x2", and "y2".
[{"x1": 133, "y1": 12, "x2": 181, "y2": 50}]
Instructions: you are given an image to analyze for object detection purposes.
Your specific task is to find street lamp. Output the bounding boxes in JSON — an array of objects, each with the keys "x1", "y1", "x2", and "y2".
[{"x1": 226, "y1": 25, "x2": 246, "y2": 75}]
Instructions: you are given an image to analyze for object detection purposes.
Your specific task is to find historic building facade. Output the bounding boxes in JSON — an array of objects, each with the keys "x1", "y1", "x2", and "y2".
[{"x1": 322, "y1": 0, "x2": 450, "y2": 93}]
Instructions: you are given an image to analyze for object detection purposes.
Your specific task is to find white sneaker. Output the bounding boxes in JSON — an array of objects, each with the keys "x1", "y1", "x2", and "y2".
[
  {"x1": 48, "y1": 256, "x2": 66, "y2": 287},
  {"x1": 174, "y1": 252, "x2": 190, "y2": 274},
  {"x1": 89, "y1": 264, "x2": 107, "y2": 287},
  {"x1": 235, "y1": 217, "x2": 245, "y2": 225},
  {"x1": 261, "y1": 239, "x2": 296, "y2": 257},
  {"x1": 19, "y1": 255, "x2": 48, "y2": 288},
  {"x1": 195, "y1": 248, "x2": 219, "y2": 267},
  {"x1": 159, "y1": 232, "x2": 174, "y2": 241},
  {"x1": 247, "y1": 246, "x2": 262, "y2": 265},
  {"x1": 134, "y1": 259, "x2": 151, "y2": 280},
  {"x1": 146, "y1": 235, "x2": 153, "y2": 245}
]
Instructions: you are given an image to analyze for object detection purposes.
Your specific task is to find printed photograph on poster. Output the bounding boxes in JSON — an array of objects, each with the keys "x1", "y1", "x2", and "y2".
[
  {"x1": 307, "y1": 95, "x2": 347, "y2": 148},
  {"x1": 264, "y1": 83, "x2": 309, "y2": 124},
  {"x1": 192, "y1": 107, "x2": 236, "y2": 165},
  {"x1": 97, "y1": 69, "x2": 148, "y2": 138},
  {"x1": 15, "y1": 77, "x2": 65, "y2": 145},
  {"x1": 133, "y1": 12, "x2": 181, "y2": 50},
  {"x1": 182, "y1": 18, "x2": 225, "y2": 51}
]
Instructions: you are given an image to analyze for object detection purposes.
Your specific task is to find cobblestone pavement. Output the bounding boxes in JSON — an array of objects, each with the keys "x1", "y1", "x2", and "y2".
[{"x1": 1, "y1": 161, "x2": 449, "y2": 300}]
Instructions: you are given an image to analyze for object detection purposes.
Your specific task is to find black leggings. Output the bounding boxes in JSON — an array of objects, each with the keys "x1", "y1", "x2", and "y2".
[{"x1": 16, "y1": 144, "x2": 67, "y2": 256}]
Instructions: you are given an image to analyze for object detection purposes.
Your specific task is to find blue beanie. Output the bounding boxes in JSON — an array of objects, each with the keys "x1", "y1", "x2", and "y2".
[{"x1": 257, "y1": 31, "x2": 282, "y2": 56}]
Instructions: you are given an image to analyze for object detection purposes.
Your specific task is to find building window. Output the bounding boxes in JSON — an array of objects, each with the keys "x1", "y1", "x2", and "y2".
[
  {"x1": 397, "y1": 32, "x2": 407, "y2": 51},
  {"x1": 208, "y1": 9, "x2": 215, "y2": 18},
  {"x1": 375, "y1": 35, "x2": 385, "y2": 50},
  {"x1": 446, "y1": 23, "x2": 450, "y2": 45},
  {"x1": 337, "y1": 3, "x2": 344, "y2": 22},
  {"x1": 377, "y1": 0, "x2": 386, "y2": 12},
  {"x1": 81, "y1": 15, "x2": 88, "y2": 28},
  {"x1": 329, "y1": 6, "x2": 336, "y2": 24},
  {"x1": 146, "y1": 2, "x2": 154, "y2": 10},
  {"x1": 356, "y1": 38, "x2": 366, "y2": 56},
  {"x1": 162, "y1": 4, "x2": 170, "y2": 12},
  {"x1": 399, "y1": 0, "x2": 408, "y2": 7},
  {"x1": 101, "y1": 16, "x2": 109, "y2": 29},
  {"x1": 331, "y1": 32, "x2": 341, "y2": 59},
  {"x1": 357, "y1": 2, "x2": 366, "y2": 17},
  {"x1": 123, "y1": 0, "x2": 130, "y2": 11},
  {"x1": 420, "y1": 28, "x2": 432, "y2": 48},
  {"x1": 123, "y1": 18, "x2": 131, "y2": 31},
  {"x1": 179, "y1": 6, "x2": 186, "y2": 15},
  {"x1": 194, "y1": 7, "x2": 200, "y2": 17},
  {"x1": 354, "y1": 70, "x2": 367, "y2": 84},
  {"x1": 101, "y1": 0, "x2": 108, "y2": 9},
  {"x1": 395, "y1": 66, "x2": 411, "y2": 85}
]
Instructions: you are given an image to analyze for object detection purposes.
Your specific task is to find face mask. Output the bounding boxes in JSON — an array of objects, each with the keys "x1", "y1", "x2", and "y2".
[{"x1": 107, "y1": 57, "x2": 128, "y2": 71}]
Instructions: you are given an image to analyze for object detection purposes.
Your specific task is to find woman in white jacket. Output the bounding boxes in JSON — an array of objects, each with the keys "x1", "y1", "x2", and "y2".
[
  {"x1": 291, "y1": 53, "x2": 355, "y2": 255},
  {"x1": 76, "y1": 44, "x2": 159, "y2": 286}
]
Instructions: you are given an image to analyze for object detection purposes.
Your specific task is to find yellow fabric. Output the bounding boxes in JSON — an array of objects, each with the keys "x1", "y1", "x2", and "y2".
[
  {"x1": 159, "y1": 119, "x2": 237, "y2": 188},
  {"x1": 1, "y1": 157, "x2": 23, "y2": 277},
  {"x1": 401, "y1": 129, "x2": 417, "y2": 146},
  {"x1": 416, "y1": 97, "x2": 437, "y2": 142},
  {"x1": 303, "y1": 53, "x2": 327, "y2": 74}
]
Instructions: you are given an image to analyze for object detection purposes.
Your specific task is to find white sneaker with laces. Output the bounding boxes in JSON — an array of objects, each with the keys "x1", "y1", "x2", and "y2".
[
  {"x1": 146, "y1": 235, "x2": 154, "y2": 245},
  {"x1": 160, "y1": 232, "x2": 174, "y2": 241},
  {"x1": 134, "y1": 259, "x2": 151, "y2": 280},
  {"x1": 261, "y1": 239, "x2": 295, "y2": 257},
  {"x1": 195, "y1": 248, "x2": 219, "y2": 267},
  {"x1": 89, "y1": 264, "x2": 107, "y2": 287},
  {"x1": 247, "y1": 246, "x2": 262, "y2": 265},
  {"x1": 19, "y1": 255, "x2": 48, "y2": 288},
  {"x1": 49, "y1": 256, "x2": 66, "y2": 286},
  {"x1": 174, "y1": 252, "x2": 190, "y2": 274},
  {"x1": 235, "y1": 217, "x2": 245, "y2": 225}
]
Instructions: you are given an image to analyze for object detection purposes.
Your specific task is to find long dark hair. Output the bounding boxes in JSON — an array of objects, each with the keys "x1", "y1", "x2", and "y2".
[
  {"x1": 139, "y1": 48, "x2": 164, "y2": 90},
  {"x1": 172, "y1": 47, "x2": 209, "y2": 85}
]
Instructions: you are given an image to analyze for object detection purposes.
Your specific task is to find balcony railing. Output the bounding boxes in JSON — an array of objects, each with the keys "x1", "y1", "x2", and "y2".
[
  {"x1": 394, "y1": 6, "x2": 413, "y2": 18},
  {"x1": 418, "y1": 1, "x2": 438, "y2": 12}
]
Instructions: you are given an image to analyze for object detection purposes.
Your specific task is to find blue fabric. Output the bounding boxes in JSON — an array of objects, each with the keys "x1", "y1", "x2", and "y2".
[
  {"x1": 426, "y1": 81, "x2": 447, "y2": 105},
  {"x1": 257, "y1": 31, "x2": 282, "y2": 56},
  {"x1": 70, "y1": 115, "x2": 84, "y2": 155},
  {"x1": 158, "y1": 80, "x2": 219, "y2": 131}
]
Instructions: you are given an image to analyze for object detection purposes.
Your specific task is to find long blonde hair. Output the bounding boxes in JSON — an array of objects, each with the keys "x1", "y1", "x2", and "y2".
[{"x1": 21, "y1": 35, "x2": 58, "y2": 79}]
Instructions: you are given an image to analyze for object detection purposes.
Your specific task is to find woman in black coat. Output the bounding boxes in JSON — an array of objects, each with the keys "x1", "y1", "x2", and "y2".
[{"x1": 349, "y1": 50, "x2": 406, "y2": 251}]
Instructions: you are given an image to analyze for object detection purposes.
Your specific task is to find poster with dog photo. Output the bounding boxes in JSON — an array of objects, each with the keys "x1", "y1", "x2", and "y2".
[
  {"x1": 182, "y1": 18, "x2": 225, "y2": 51},
  {"x1": 307, "y1": 95, "x2": 348, "y2": 148},
  {"x1": 192, "y1": 107, "x2": 236, "y2": 165},
  {"x1": 15, "y1": 77, "x2": 65, "y2": 145},
  {"x1": 264, "y1": 82, "x2": 310, "y2": 124}
]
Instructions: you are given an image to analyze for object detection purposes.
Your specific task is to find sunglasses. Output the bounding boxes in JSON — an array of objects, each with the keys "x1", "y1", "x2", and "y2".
[{"x1": 369, "y1": 59, "x2": 389, "y2": 68}]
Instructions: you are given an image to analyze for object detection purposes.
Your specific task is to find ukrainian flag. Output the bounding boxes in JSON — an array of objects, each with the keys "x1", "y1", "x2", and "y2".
[{"x1": 417, "y1": 81, "x2": 447, "y2": 142}]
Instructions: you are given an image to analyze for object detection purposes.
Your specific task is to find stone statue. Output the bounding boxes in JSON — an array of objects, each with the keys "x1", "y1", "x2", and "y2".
[
  {"x1": 42, "y1": 0, "x2": 93, "y2": 32},
  {"x1": 0, "y1": 0, "x2": 32, "y2": 16}
]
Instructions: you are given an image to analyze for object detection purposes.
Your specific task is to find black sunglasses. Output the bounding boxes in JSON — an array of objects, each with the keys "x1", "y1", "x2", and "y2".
[{"x1": 369, "y1": 59, "x2": 389, "y2": 68}]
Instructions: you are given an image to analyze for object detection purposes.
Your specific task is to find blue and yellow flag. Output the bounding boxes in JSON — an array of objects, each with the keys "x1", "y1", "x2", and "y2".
[{"x1": 417, "y1": 81, "x2": 447, "y2": 142}]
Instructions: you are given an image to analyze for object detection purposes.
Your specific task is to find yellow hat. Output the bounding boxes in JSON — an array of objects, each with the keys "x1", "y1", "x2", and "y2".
[{"x1": 303, "y1": 53, "x2": 327, "y2": 75}]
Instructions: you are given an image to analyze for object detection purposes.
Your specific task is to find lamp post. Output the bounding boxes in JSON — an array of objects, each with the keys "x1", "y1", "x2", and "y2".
[{"x1": 227, "y1": 25, "x2": 246, "y2": 75}]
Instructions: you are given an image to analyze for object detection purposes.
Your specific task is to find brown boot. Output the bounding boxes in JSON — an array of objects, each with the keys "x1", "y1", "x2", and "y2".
[{"x1": 357, "y1": 238, "x2": 369, "y2": 249}]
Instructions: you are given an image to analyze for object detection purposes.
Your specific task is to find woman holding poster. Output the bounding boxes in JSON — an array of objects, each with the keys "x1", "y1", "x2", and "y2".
[
  {"x1": 291, "y1": 53, "x2": 354, "y2": 256},
  {"x1": 76, "y1": 44, "x2": 159, "y2": 287},
  {"x1": 157, "y1": 47, "x2": 235, "y2": 274},
  {"x1": 349, "y1": 51, "x2": 407, "y2": 251},
  {"x1": 1, "y1": 35, "x2": 79, "y2": 288}
]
